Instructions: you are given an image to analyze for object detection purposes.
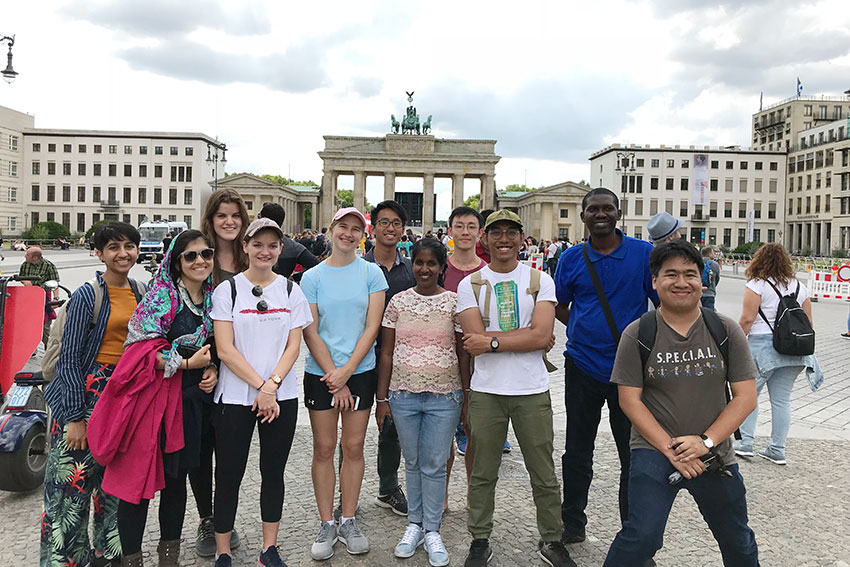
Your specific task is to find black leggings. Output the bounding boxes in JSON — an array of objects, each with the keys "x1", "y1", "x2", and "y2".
[
  {"x1": 213, "y1": 400, "x2": 298, "y2": 533},
  {"x1": 118, "y1": 469, "x2": 188, "y2": 555},
  {"x1": 188, "y1": 417, "x2": 214, "y2": 519}
]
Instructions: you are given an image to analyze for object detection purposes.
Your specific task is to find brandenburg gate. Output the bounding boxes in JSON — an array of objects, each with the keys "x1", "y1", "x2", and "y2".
[{"x1": 317, "y1": 94, "x2": 501, "y2": 232}]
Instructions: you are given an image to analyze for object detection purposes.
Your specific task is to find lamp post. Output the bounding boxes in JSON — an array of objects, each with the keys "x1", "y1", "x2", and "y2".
[
  {"x1": 1, "y1": 34, "x2": 18, "y2": 83},
  {"x1": 206, "y1": 140, "x2": 227, "y2": 191},
  {"x1": 614, "y1": 150, "x2": 635, "y2": 233}
]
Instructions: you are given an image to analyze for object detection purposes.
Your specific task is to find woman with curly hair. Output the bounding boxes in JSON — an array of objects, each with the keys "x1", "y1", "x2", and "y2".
[{"x1": 735, "y1": 243, "x2": 821, "y2": 465}]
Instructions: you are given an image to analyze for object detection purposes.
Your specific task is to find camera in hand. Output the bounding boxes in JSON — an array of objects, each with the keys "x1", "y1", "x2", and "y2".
[{"x1": 668, "y1": 450, "x2": 734, "y2": 485}]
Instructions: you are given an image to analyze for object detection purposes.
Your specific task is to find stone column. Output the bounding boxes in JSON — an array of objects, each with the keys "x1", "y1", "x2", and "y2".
[
  {"x1": 534, "y1": 203, "x2": 543, "y2": 240},
  {"x1": 423, "y1": 173, "x2": 435, "y2": 233},
  {"x1": 383, "y1": 171, "x2": 396, "y2": 202},
  {"x1": 451, "y1": 173, "x2": 465, "y2": 209},
  {"x1": 353, "y1": 170, "x2": 366, "y2": 212},
  {"x1": 481, "y1": 173, "x2": 495, "y2": 210},
  {"x1": 320, "y1": 170, "x2": 337, "y2": 230}
]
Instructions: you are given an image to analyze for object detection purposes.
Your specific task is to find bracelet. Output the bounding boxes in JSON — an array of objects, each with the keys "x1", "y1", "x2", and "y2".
[
  {"x1": 376, "y1": 398, "x2": 389, "y2": 403},
  {"x1": 184, "y1": 358, "x2": 189, "y2": 370}
]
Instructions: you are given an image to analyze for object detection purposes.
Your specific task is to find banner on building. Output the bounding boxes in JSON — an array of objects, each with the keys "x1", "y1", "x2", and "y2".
[
  {"x1": 747, "y1": 210, "x2": 755, "y2": 242},
  {"x1": 693, "y1": 153, "x2": 708, "y2": 206}
]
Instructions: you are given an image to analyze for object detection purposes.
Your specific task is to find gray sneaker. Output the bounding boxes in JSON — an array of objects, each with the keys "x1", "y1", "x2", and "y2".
[
  {"x1": 310, "y1": 522, "x2": 338, "y2": 561},
  {"x1": 733, "y1": 441, "x2": 754, "y2": 458},
  {"x1": 758, "y1": 447, "x2": 787, "y2": 465},
  {"x1": 338, "y1": 518, "x2": 370, "y2": 555}
]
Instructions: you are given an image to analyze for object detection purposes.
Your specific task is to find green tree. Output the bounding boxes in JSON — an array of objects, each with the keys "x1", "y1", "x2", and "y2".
[
  {"x1": 22, "y1": 221, "x2": 71, "y2": 241},
  {"x1": 504, "y1": 184, "x2": 535, "y2": 192},
  {"x1": 336, "y1": 189, "x2": 372, "y2": 210},
  {"x1": 463, "y1": 194, "x2": 480, "y2": 210},
  {"x1": 85, "y1": 220, "x2": 109, "y2": 241}
]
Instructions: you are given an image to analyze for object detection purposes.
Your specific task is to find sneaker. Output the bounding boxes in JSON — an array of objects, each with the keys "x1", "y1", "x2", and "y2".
[
  {"x1": 230, "y1": 528, "x2": 241, "y2": 550},
  {"x1": 733, "y1": 441, "x2": 754, "y2": 458},
  {"x1": 376, "y1": 485, "x2": 408, "y2": 516},
  {"x1": 503, "y1": 440, "x2": 511, "y2": 453},
  {"x1": 310, "y1": 522, "x2": 338, "y2": 561},
  {"x1": 538, "y1": 540, "x2": 577, "y2": 567},
  {"x1": 195, "y1": 516, "x2": 216, "y2": 557},
  {"x1": 841, "y1": 332, "x2": 850, "y2": 339},
  {"x1": 758, "y1": 447, "x2": 787, "y2": 465},
  {"x1": 258, "y1": 545, "x2": 286, "y2": 567},
  {"x1": 214, "y1": 554, "x2": 232, "y2": 567},
  {"x1": 394, "y1": 524, "x2": 424, "y2": 558},
  {"x1": 464, "y1": 538, "x2": 492, "y2": 567},
  {"x1": 338, "y1": 518, "x2": 369, "y2": 555},
  {"x1": 561, "y1": 530, "x2": 586, "y2": 544},
  {"x1": 424, "y1": 531, "x2": 450, "y2": 567},
  {"x1": 457, "y1": 435, "x2": 468, "y2": 456}
]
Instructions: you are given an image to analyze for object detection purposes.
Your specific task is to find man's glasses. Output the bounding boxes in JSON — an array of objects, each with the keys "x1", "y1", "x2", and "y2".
[
  {"x1": 376, "y1": 219, "x2": 404, "y2": 228},
  {"x1": 180, "y1": 248, "x2": 215, "y2": 263},
  {"x1": 487, "y1": 228, "x2": 521, "y2": 238},
  {"x1": 252, "y1": 284, "x2": 268, "y2": 312}
]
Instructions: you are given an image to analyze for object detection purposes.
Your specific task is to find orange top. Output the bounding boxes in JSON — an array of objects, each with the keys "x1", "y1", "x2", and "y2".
[{"x1": 95, "y1": 286, "x2": 138, "y2": 365}]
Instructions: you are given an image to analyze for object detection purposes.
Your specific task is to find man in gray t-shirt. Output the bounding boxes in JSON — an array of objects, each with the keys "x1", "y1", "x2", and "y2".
[{"x1": 604, "y1": 240, "x2": 760, "y2": 567}]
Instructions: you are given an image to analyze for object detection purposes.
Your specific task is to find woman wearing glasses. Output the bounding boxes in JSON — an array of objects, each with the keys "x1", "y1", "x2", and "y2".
[
  {"x1": 88, "y1": 229, "x2": 218, "y2": 567},
  {"x1": 210, "y1": 218, "x2": 312, "y2": 567},
  {"x1": 301, "y1": 207, "x2": 388, "y2": 560}
]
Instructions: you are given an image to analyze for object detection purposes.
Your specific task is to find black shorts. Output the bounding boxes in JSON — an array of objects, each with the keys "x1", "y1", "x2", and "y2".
[{"x1": 303, "y1": 369, "x2": 377, "y2": 411}]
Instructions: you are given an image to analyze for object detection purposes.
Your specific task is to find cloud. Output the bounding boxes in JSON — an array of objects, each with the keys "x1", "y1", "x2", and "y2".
[
  {"x1": 119, "y1": 38, "x2": 330, "y2": 93},
  {"x1": 350, "y1": 76, "x2": 383, "y2": 98},
  {"x1": 61, "y1": 0, "x2": 271, "y2": 37}
]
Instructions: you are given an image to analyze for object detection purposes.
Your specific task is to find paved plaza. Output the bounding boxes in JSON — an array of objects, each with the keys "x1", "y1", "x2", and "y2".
[{"x1": 2, "y1": 251, "x2": 849, "y2": 565}]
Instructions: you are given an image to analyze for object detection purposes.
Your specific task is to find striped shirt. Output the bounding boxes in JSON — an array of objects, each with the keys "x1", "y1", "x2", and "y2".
[{"x1": 43, "y1": 272, "x2": 144, "y2": 423}]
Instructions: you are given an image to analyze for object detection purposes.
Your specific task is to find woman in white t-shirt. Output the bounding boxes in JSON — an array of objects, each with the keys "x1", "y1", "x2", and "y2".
[
  {"x1": 300, "y1": 207, "x2": 388, "y2": 560},
  {"x1": 210, "y1": 218, "x2": 312, "y2": 567},
  {"x1": 736, "y1": 243, "x2": 813, "y2": 465}
]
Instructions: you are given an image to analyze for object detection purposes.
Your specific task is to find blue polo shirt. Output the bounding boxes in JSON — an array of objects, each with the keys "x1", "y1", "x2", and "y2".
[{"x1": 554, "y1": 231, "x2": 659, "y2": 383}]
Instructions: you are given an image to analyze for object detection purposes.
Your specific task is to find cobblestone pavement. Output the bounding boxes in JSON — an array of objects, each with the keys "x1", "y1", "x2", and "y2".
[{"x1": 3, "y1": 262, "x2": 850, "y2": 565}]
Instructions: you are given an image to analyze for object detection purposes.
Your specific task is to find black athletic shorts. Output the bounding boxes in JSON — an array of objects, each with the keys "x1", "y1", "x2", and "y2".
[{"x1": 303, "y1": 369, "x2": 377, "y2": 411}]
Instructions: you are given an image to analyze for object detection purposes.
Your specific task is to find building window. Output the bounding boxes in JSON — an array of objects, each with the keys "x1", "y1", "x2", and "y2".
[
  {"x1": 93, "y1": 186, "x2": 101, "y2": 202},
  {"x1": 48, "y1": 143, "x2": 56, "y2": 152},
  {"x1": 123, "y1": 214, "x2": 131, "y2": 224},
  {"x1": 171, "y1": 166, "x2": 177, "y2": 182},
  {"x1": 740, "y1": 161, "x2": 748, "y2": 170},
  {"x1": 650, "y1": 177, "x2": 658, "y2": 190},
  {"x1": 634, "y1": 200, "x2": 643, "y2": 216},
  {"x1": 739, "y1": 179, "x2": 747, "y2": 192},
  {"x1": 31, "y1": 184, "x2": 39, "y2": 201},
  {"x1": 8, "y1": 135, "x2": 18, "y2": 151},
  {"x1": 806, "y1": 196, "x2": 811, "y2": 213},
  {"x1": 738, "y1": 228, "x2": 746, "y2": 246},
  {"x1": 153, "y1": 214, "x2": 161, "y2": 221},
  {"x1": 108, "y1": 186, "x2": 116, "y2": 202},
  {"x1": 709, "y1": 201, "x2": 717, "y2": 217},
  {"x1": 738, "y1": 203, "x2": 747, "y2": 218},
  {"x1": 32, "y1": 212, "x2": 39, "y2": 224},
  {"x1": 826, "y1": 194, "x2": 831, "y2": 212},
  {"x1": 139, "y1": 164, "x2": 147, "y2": 177},
  {"x1": 710, "y1": 160, "x2": 718, "y2": 169},
  {"x1": 94, "y1": 144, "x2": 102, "y2": 154},
  {"x1": 170, "y1": 146, "x2": 178, "y2": 156},
  {"x1": 725, "y1": 160, "x2": 733, "y2": 169},
  {"x1": 709, "y1": 179, "x2": 718, "y2": 191},
  {"x1": 123, "y1": 186, "x2": 132, "y2": 204},
  {"x1": 8, "y1": 186, "x2": 16, "y2": 202},
  {"x1": 109, "y1": 145, "x2": 117, "y2": 154},
  {"x1": 47, "y1": 212, "x2": 55, "y2": 222},
  {"x1": 767, "y1": 229, "x2": 775, "y2": 243},
  {"x1": 93, "y1": 163, "x2": 101, "y2": 176},
  {"x1": 47, "y1": 162, "x2": 56, "y2": 175},
  {"x1": 679, "y1": 202, "x2": 688, "y2": 217},
  {"x1": 124, "y1": 145, "x2": 132, "y2": 155},
  {"x1": 78, "y1": 163, "x2": 86, "y2": 176},
  {"x1": 754, "y1": 179, "x2": 762, "y2": 193},
  {"x1": 78, "y1": 186, "x2": 85, "y2": 201},
  {"x1": 724, "y1": 202, "x2": 732, "y2": 218},
  {"x1": 62, "y1": 162, "x2": 71, "y2": 175},
  {"x1": 9, "y1": 161, "x2": 17, "y2": 177},
  {"x1": 665, "y1": 178, "x2": 674, "y2": 191},
  {"x1": 8, "y1": 217, "x2": 15, "y2": 231},
  {"x1": 651, "y1": 159, "x2": 659, "y2": 168},
  {"x1": 185, "y1": 147, "x2": 193, "y2": 156},
  {"x1": 154, "y1": 165, "x2": 162, "y2": 178},
  {"x1": 681, "y1": 159, "x2": 689, "y2": 168},
  {"x1": 155, "y1": 146, "x2": 163, "y2": 155},
  {"x1": 124, "y1": 164, "x2": 132, "y2": 177},
  {"x1": 63, "y1": 144, "x2": 71, "y2": 153},
  {"x1": 769, "y1": 179, "x2": 777, "y2": 193},
  {"x1": 636, "y1": 158, "x2": 644, "y2": 167},
  {"x1": 138, "y1": 187, "x2": 146, "y2": 204},
  {"x1": 168, "y1": 214, "x2": 177, "y2": 222},
  {"x1": 665, "y1": 200, "x2": 673, "y2": 214},
  {"x1": 169, "y1": 188, "x2": 178, "y2": 205},
  {"x1": 47, "y1": 185, "x2": 56, "y2": 202},
  {"x1": 725, "y1": 179, "x2": 733, "y2": 192},
  {"x1": 559, "y1": 208, "x2": 568, "y2": 218},
  {"x1": 140, "y1": 146, "x2": 148, "y2": 155},
  {"x1": 138, "y1": 214, "x2": 146, "y2": 225},
  {"x1": 753, "y1": 202, "x2": 762, "y2": 219},
  {"x1": 680, "y1": 178, "x2": 688, "y2": 191},
  {"x1": 62, "y1": 185, "x2": 70, "y2": 202},
  {"x1": 32, "y1": 162, "x2": 40, "y2": 175},
  {"x1": 77, "y1": 213, "x2": 85, "y2": 232},
  {"x1": 93, "y1": 213, "x2": 100, "y2": 223},
  {"x1": 78, "y1": 144, "x2": 86, "y2": 153},
  {"x1": 62, "y1": 212, "x2": 70, "y2": 229},
  {"x1": 769, "y1": 161, "x2": 778, "y2": 171},
  {"x1": 108, "y1": 164, "x2": 117, "y2": 176},
  {"x1": 154, "y1": 187, "x2": 162, "y2": 204},
  {"x1": 32, "y1": 143, "x2": 40, "y2": 152},
  {"x1": 666, "y1": 159, "x2": 674, "y2": 168}
]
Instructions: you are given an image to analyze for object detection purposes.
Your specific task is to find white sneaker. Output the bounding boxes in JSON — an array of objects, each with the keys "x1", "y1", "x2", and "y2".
[
  {"x1": 394, "y1": 524, "x2": 424, "y2": 558},
  {"x1": 424, "y1": 531, "x2": 450, "y2": 567}
]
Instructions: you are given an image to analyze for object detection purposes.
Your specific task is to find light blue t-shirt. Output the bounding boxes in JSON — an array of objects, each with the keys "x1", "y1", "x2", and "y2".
[{"x1": 300, "y1": 257, "x2": 389, "y2": 375}]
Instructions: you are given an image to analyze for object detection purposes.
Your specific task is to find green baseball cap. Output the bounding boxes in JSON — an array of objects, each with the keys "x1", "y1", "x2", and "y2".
[{"x1": 484, "y1": 209, "x2": 523, "y2": 231}]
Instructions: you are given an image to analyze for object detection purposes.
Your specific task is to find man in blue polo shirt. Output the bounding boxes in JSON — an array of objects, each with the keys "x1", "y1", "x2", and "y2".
[{"x1": 554, "y1": 188, "x2": 659, "y2": 546}]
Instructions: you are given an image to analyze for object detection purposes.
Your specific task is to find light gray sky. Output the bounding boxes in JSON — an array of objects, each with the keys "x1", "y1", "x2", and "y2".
[{"x1": 3, "y1": 0, "x2": 849, "y2": 218}]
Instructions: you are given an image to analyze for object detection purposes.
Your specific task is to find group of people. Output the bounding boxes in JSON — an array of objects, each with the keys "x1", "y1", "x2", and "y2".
[{"x1": 36, "y1": 184, "x2": 822, "y2": 567}]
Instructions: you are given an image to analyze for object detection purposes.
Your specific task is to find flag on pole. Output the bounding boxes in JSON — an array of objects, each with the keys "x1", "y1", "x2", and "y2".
[{"x1": 797, "y1": 77, "x2": 803, "y2": 97}]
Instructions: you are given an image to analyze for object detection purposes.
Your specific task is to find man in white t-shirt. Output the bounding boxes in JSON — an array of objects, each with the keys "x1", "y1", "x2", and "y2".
[{"x1": 456, "y1": 210, "x2": 575, "y2": 567}]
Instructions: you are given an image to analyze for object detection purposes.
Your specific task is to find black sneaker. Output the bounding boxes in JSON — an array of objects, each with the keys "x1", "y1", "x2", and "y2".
[
  {"x1": 561, "y1": 530, "x2": 586, "y2": 544},
  {"x1": 538, "y1": 540, "x2": 577, "y2": 567},
  {"x1": 258, "y1": 545, "x2": 287, "y2": 567},
  {"x1": 195, "y1": 517, "x2": 215, "y2": 557},
  {"x1": 376, "y1": 485, "x2": 408, "y2": 516},
  {"x1": 464, "y1": 538, "x2": 492, "y2": 567},
  {"x1": 214, "y1": 553, "x2": 232, "y2": 567}
]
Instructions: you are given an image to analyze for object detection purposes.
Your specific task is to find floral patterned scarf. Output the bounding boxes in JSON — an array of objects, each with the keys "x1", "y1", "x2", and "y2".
[{"x1": 125, "y1": 237, "x2": 215, "y2": 377}]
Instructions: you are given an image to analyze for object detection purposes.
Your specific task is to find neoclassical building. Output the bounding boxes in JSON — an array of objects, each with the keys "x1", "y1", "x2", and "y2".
[
  {"x1": 216, "y1": 173, "x2": 319, "y2": 234},
  {"x1": 496, "y1": 181, "x2": 590, "y2": 242}
]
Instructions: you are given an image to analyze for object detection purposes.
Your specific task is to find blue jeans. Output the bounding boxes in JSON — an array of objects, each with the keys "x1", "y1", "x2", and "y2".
[
  {"x1": 389, "y1": 390, "x2": 462, "y2": 532},
  {"x1": 739, "y1": 364, "x2": 803, "y2": 457},
  {"x1": 604, "y1": 449, "x2": 759, "y2": 566},
  {"x1": 701, "y1": 295, "x2": 716, "y2": 310}
]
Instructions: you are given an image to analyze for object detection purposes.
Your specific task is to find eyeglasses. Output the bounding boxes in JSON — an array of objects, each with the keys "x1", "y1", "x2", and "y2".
[
  {"x1": 487, "y1": 228, "x2": 521, "y2": 238},
  {"x1": 252, "y1": 284, "x2": 268, "y2": 312},
  {"x1": 180, "y1": 248, "x2": 215, "y2": 263},
  {"x1": 376, "y1": 219, "x2": 404, "y2": 228}
]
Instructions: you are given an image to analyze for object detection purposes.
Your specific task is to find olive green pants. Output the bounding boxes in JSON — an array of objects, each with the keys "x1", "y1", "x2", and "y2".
[{"x1": 466, "y1": 390, "x2": 564, "y2": 542}]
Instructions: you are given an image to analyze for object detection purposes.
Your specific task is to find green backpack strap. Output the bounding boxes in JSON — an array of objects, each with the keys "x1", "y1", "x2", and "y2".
[
  {"x1": 469, "y1": 270, "x2": 493, "y2": 327},
  {"x1": 527, "y1": 267, "x2": 557, "y2": 372}
]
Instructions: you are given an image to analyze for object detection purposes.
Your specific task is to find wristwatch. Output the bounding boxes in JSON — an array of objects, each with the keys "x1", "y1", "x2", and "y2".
[
  {"x1": 270, "y1": 374, "x2": 283, "y2": 386},
  {"x1": 700, "y1": 434, "x2": 715, "y2": 451},
  {"x1": 490, "y1": 337, "x2": 500, "y2": 352}
]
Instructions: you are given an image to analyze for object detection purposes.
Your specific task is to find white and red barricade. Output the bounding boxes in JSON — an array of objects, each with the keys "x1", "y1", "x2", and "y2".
[{"x1": 808, "y1": 263, "x2": 850, "y2": 301}]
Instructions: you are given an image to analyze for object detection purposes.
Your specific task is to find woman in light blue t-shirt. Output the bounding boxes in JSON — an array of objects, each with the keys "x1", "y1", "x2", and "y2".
[{"x1": 300, "y1": 207, "x2": 388, "y2": 560}]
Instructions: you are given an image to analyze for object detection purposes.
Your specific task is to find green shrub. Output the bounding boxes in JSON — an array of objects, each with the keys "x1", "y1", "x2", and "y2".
[
  {"x1": 732, "y1": 241, "x2": 763, "y2": 255},
  {"x1": 21, "y1": 221, "x2": 70, "y2": 241},
  {"x1": 85, "y1": 220, "x2": 109, "y2": 241},
  {"x1": 832, "y1": 248, "x2": 848, "y2": 258}
]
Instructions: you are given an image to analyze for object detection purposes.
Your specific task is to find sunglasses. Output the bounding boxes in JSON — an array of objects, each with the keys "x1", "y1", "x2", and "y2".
[
  {"x1": 252, "y1": 284, "x2": 268, "y2": 312},
  {"x1": 180, "y1": 248, "x2": 215, "y2": 263}
]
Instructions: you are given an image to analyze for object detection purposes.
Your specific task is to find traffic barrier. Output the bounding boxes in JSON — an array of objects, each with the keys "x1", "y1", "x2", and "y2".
[{"x1": 808, "y1": 265, "x2": 850, "y2": 302}]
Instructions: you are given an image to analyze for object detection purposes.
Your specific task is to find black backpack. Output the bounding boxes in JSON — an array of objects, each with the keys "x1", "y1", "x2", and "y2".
[{"x1": 758, "y1": 280, "x2": 815, "y2": 356}]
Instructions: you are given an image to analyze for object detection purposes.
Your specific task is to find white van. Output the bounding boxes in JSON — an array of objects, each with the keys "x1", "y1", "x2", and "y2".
[{"x1": 137, "y1": 220, "x2": 188, "y2": 262}]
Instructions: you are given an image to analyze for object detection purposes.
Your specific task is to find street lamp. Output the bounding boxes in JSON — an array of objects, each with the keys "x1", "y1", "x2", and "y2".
[
  {"x1": 1, "y1": 35, "x2": 18, "y2": 83},
  {"x1": 206, "y1": 140, "x2": 227, "y2": 191},
  {"x1": 614, "y1": 150, "x2": 635, "y2": 233}
]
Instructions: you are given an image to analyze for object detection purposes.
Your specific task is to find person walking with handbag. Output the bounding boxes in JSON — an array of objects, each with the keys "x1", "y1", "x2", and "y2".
[{"x1": 734, "y1": 243, "x2": 821, "y2": 465}]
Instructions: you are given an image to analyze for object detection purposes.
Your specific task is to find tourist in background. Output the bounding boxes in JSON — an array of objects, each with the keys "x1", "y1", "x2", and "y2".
[
  {"x1": 700, "y1": 246, "x2": 721, "y2": 311},
  {"x1": 377, "y1": 237, "x2": 469, "y2": 566},
  {"x1": 301, "y1": 207, "x2": 388, "y2": 560},
  {"x1": 256, "y1": 202, "x2": 320, "y2": 278},
  {"x1": 646, "y1": 212, "x2": 684, "y2": 246},
  {"x1": 211, "y1": 218, "x2": 312, "y2": 567},
  {"x1": 735, "y1": 243, "x2": 821, "y2": 465}
]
